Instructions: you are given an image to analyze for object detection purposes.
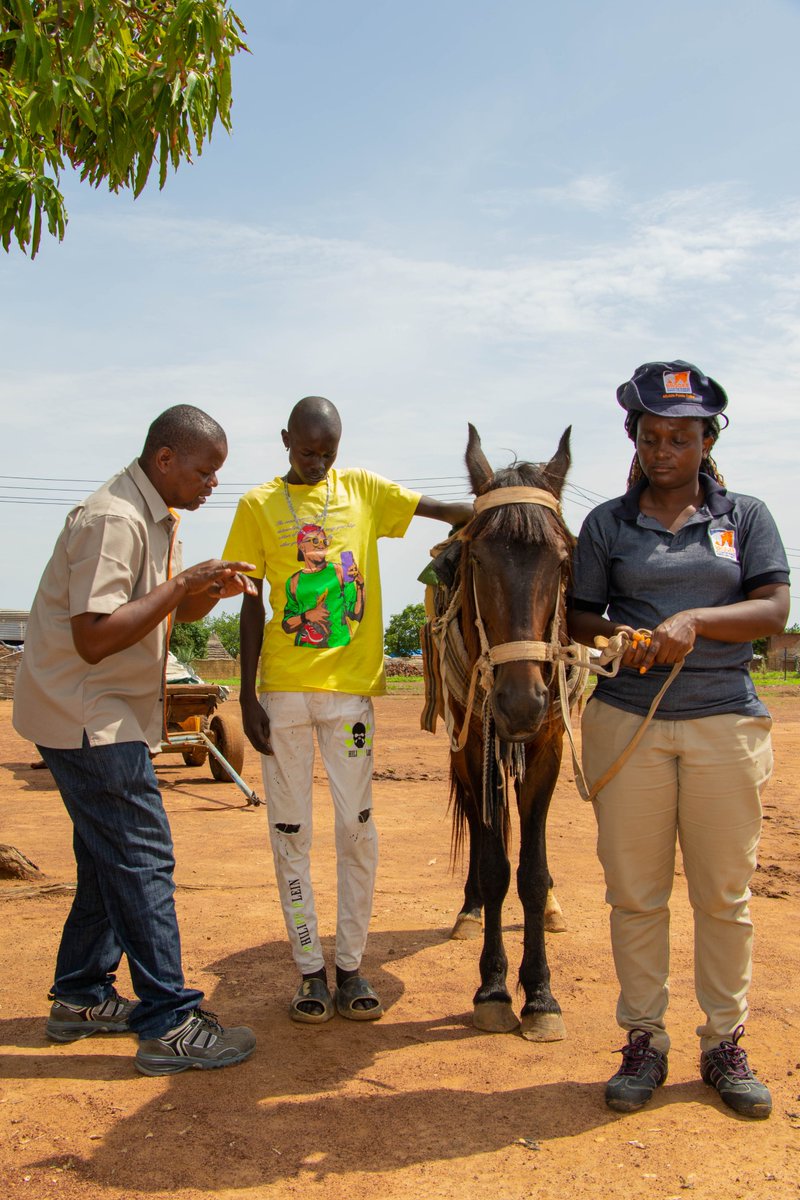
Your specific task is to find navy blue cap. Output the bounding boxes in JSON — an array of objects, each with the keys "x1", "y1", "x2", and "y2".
[{"x1": 616, "y1": 360, "x2": 728, "y2": 418}]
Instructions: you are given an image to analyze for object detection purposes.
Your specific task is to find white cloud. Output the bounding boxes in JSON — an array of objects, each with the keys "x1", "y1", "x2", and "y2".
[
  {"x1": 100, "y1": 185, "x2": 800, "y2": 349},
  {"x1": 6, "y1": 181, "x2": 800, "y2": 619},
  {"x1": 474, "y1": 174, "x2": 620, "y2": 217}
]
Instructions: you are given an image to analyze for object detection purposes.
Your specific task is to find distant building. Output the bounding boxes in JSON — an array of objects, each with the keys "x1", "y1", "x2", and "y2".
[
  {"x1": 190, "y1": 632, "x2": 239, "y2": 681},
  {"x1": 0, "y1": 610, "x2": 28, "y2": 647},
  {"x1": 205, "y1": 632, "x2": 234, "y2": 661},
  {"x1": 767, "y1": 632, "x2": 800, "y2": 671}
]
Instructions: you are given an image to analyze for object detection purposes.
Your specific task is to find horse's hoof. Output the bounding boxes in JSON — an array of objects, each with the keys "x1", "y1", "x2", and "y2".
[
  {"x1": 544, "y1": 891, "x2": 567, "y2": 934},
  {"x1": 473, "y1": 1001, "x2": 520, "y2": 1033},
  {"x1": 450, "y1": 911, "x2": 482, "y2": 940},
  {"x1": 520, "y1": 1011, "x2": 567, "y2": 1042}
]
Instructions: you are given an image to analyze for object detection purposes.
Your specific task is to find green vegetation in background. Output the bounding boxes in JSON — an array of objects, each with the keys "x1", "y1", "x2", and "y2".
[
  {"x1": 169, "y1": 613, "x2": 240, "y2": 664},
  {"x1": 385, "y1": 602, "x2": 426, "y2": 658},
  {"x1": 0, "y1": 0, "x2": 247, "y2": 256},
  {"x1": 752, "y1": 671, "x2": 800, "y2": 688},
  {"x1": 204, "y1": 611, "x2": 240, "y2": 657},
  {"x1": 169, "y1": 619, "x2": 209, "y2": 664}
]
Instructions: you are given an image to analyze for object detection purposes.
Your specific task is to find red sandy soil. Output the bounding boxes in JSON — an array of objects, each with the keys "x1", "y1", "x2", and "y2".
[{"x1": 1, "y1": 692, "x2": 799, "y2": 1200}]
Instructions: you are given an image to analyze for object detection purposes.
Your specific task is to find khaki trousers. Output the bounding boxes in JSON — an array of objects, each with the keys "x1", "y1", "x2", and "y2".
[{"x1": 582, "y1": 698, "x2": 773, "y2": 1053}]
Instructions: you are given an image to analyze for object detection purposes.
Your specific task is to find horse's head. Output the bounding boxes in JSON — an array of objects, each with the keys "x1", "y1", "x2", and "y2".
[{"x1": 462, "y1": 423, "x2": 573, "y2": 743}]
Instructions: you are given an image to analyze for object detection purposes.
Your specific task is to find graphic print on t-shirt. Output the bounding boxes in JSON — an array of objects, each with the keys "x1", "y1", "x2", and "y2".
[{"x1": 281, "y1": 523, "x2": 365, "y2": 648}]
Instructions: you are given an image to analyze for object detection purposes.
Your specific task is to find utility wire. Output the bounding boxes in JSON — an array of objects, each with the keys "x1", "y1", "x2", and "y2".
[{"x1": 0, "y1": 475, "x2": 797, "y2": 546}]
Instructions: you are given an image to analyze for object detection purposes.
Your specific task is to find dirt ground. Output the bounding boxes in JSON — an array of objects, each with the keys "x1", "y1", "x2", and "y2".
[{"x1": 1, "y1": 691, "x2": 799, "y2": 1200}]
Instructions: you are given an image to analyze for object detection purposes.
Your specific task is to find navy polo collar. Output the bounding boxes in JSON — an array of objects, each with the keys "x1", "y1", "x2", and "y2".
[{"x1": 613, "y1": 473, "x2": 734, "y2": 521}]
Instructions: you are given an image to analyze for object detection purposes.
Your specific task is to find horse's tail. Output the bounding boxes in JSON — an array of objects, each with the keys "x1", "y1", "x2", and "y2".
[
  {"x1": 448, "y1": 766, "x2": 470, "y2": 870},
  {"x1": 448, "y1": 760, "x2": 510, "y2": 871}
]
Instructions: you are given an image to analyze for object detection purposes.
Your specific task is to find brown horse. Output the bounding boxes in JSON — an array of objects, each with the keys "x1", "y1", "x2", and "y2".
[{"x1": 427, "y1": 424, "x2": 577, "y2": 1041}]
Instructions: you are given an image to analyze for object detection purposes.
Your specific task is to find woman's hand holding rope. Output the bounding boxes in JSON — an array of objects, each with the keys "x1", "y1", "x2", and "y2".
[{"x1": 613, "y1": 613, "x2": 696, "y2": 674}]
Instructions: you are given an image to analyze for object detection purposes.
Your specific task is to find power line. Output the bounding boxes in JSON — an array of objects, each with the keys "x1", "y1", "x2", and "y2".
[
  {"x1": 0, "y1": 474, "x2": 797, "y2": 551},
  {"x1": 0, "y1": 473, "x2": 469, "y2": 488}
]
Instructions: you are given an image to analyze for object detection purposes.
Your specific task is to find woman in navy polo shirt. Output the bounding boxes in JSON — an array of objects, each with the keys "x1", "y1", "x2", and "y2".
[{"x1": 568, "y1": 361, "x2": 789, "y2": 1119}]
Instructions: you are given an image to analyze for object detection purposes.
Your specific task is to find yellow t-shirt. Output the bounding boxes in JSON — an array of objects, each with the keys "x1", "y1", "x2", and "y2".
[{"x1": 223, "y1": 468, "x2": 420, "y2": 695}]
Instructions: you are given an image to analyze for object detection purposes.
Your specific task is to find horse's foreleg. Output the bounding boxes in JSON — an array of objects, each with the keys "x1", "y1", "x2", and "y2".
[
  {"x1": 517, "y1": 742, "x2": 566, "y2": 1042},
  {"x1": 472, "y1": 822, "x2": 518, "y2": 1032},
  {"x1": 450, "y1": 806, "x2": 483, "y2": 940}
]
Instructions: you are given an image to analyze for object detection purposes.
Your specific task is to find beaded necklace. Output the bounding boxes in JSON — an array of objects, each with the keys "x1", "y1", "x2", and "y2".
[{"x1": 283, "y1": 473, "x2": 331, "y2": 534}]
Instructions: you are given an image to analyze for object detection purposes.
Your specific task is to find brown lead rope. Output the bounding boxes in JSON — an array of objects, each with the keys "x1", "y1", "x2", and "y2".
[{"x1": 559, "y1": 630, "x2": 686, "y2": 802}]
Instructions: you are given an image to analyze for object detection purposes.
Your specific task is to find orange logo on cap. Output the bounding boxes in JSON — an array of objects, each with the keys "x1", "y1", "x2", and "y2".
[{"x1": 663, "y1": 371, "x2": 692, "y2": 394}]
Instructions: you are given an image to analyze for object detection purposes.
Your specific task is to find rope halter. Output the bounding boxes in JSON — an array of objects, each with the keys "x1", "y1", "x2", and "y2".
[
  {"x1": 433, "y1": 484, "x2": 687, "y2": 805},
  {"x1": 452, "y1": 484, "x2": 570, "y2": 751}
]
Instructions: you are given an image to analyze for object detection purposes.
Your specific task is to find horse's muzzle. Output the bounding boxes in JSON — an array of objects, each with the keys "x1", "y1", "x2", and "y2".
[{"x1": 490, "y1": 668, "x2": 550, "y2": 742}]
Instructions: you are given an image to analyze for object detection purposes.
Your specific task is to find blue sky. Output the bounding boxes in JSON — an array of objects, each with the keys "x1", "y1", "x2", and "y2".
[{"x1": 4, "y1": 0, "x2": 800, "y2": 624}]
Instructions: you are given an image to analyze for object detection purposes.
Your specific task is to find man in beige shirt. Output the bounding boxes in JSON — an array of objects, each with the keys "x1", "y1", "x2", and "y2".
[{"x1": 14, "y1": 404, "x2": 258, "y2": 1076}]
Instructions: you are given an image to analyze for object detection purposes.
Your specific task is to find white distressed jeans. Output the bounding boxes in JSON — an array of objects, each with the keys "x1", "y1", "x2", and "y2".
[{"x1": 259, "y1": 691, "x2": 377, "y2": 974}]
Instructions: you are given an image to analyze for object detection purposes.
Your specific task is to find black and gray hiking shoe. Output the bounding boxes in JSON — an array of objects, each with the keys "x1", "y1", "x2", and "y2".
[
  {"x1": 605, "y1": 1028, "x2": 668, "y2": 1112},
  {"x1": 46, "y1": 990, "x2": 137, "y2": 1042},
  {"x1": 134, "y1": 1008, "x2": 256, "y2": 1076},
  {"x1": 700, "y1": 1025, "x2": 772, "y2": 1119}
]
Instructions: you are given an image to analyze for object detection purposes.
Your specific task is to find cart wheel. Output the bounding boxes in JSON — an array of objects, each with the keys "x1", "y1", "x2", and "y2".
[
  {"x1": 182, "y1": 747, "x2": 206, "y2": 767},
  {"x1": 208, "y1": 714, "x2": 245, "y2": 781},
  {"x1": 179, "y1": 716, "x2": 206, "y2": 767}
]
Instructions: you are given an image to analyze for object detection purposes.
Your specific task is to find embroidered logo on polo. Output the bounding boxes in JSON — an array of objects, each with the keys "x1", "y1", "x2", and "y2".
[
  {"x1": 709, "y1": 527, "x2": 737, "y2": 562},
  {"x1": 344, "y1": 720, "x2": 373, "y2": 757}
]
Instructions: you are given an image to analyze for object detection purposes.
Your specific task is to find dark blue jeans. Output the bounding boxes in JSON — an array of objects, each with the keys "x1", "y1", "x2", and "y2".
[{"x1": 37, "y1": 738, "x2": 203, "y2": 1039}]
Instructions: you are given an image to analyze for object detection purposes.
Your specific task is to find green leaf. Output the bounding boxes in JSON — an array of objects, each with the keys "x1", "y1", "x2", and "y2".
[
  {"x1": 30, "y1": 194, "x2": 42, "y2": 257},
  {"x1": 1, "y1": 0, "x2": 248, "y2": 256},
  {"x1": 69, "y1": 80, "x2": 97, "y2": 132},
  {"x1": 71, "y1": 4, "x2": 97, "y2": 59},
  {"x1": 86, "y1": 41, "x2": 102, "y2": 73}
]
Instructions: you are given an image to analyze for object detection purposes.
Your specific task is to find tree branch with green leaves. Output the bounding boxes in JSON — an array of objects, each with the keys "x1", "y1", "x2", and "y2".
[
  {"x1": 0, "y1": 0, "x2": 247, "y2": 256},
  {"x1": 384, "y1": 602, "x2": 426, "y2": 658}
]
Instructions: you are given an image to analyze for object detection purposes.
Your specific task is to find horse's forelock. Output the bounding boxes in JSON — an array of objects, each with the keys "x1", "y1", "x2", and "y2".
[{"x1": 469, "y1": 460, "x2": 568, "y2": 551}]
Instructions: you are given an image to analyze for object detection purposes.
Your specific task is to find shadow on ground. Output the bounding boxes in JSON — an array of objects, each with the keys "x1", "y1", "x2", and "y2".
[{"x1": 2, "y1": 929, "x2": 632, "y2": 1191}]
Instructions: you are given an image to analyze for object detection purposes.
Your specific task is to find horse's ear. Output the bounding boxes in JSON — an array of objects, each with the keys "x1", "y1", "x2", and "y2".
[
  {"x1": 542, "y1": 426, "x2": 571, "y2": 497},
  {"x1": 466, "y1": 423, "x2": 494, "y2": 495}
]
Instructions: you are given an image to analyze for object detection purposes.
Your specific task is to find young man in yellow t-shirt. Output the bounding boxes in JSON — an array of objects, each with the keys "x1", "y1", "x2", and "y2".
[{"x1": 223, "y1": 396, "x2": 471, "y2": 1023}]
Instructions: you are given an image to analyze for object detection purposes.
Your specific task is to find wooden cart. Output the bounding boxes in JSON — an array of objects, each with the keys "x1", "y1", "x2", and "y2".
[{"x1": 157, "y1": 683, "x2": 262, "y2": 806}]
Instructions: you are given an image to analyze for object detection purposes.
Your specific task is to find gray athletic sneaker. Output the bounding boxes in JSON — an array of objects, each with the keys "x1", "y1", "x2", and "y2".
[
  {"x1": 134, "y1": 1008, "x2": 256, "y2": 1076},
  {"x1": 700, "y1": 1025, "x2": 772, "y2": 1119},
  {"x1": 46, "y1": 990, "x2": 137, "y2": 1042},
  {"x1": 605, "y1": 1028, "x2": 668, "y2": 1112}
]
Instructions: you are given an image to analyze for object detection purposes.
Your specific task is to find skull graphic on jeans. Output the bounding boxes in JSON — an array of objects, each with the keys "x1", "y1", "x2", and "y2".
[{"x1": 344, "y1": 720, "x2": 372, "y2": 756}]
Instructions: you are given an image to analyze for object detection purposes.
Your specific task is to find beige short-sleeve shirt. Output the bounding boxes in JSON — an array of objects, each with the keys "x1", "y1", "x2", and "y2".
[{"x1": 13, "y1": 460, "x2": 179, "y2": 751}]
